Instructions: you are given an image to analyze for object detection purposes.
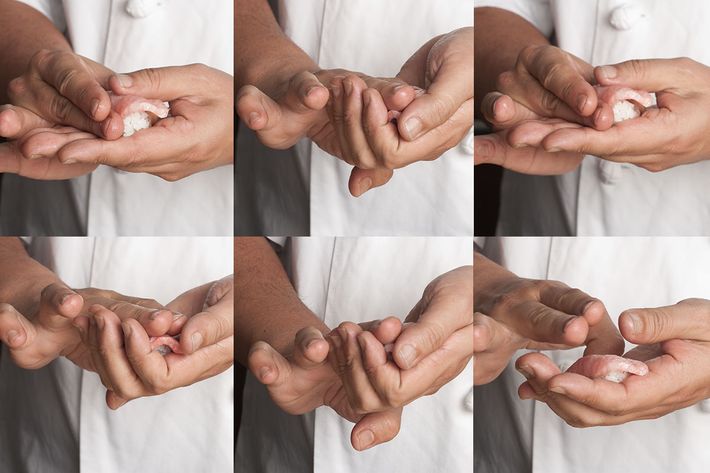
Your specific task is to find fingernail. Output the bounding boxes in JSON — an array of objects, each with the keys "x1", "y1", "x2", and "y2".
[
  {"x1": 625, "y1": 312, "x2": 640, "y2": 334},
  {"x1": 393, "y1": 84, "x2": 407, "y2": 93},
  {"x1": 91, "y1": 98, "x2": 101, "y2": 118},
  {"x1": 117, "y1": 74, "x2": 133, "y2": 88},
  {"x1": 122, "y1": 323, "x2": 132, "y2": 338},
  {"x1": 403, "y1": 117, "x2": 423, "y2": 140},
  {"x1": 258, "y1": 366, "x2": 271, "y2": 380},
  {"x1": 397, "y1": 344, "x2": 417, "y2": 369},
  {"x1": 6, "y1": 330, "x2": 20, "y2": 345},
  {"x1": 550, "y1": 386, "x2": 567, "y2": 395},
  {"x1": 149, "y1": 309, "x2": 163, "y2": 320},
  {"x1": 60, "y1": 293, "x2": 74, "y2": 305},
  {"x1": 248, "y1": 111, "x2": 260, "y2": 127},
  {"x1": 358, "y1": 178, "x2": 373, "y2": 196},
  {"x1": 517, "y1": 365, "x2": 533, "y2": 379},
  {"x1": 306, "y1": 336, "x2": 321, "y2": 350},
  {"x1": 546, "y1": 147, "x2": 561, "y2": 153},
  {"x1": 62, "y1": 157, "x2": 77, "y2": 165},
  {"x1": 172, "y1": 311, "x2": 185, "y2": 320},
  {"x1": 577, "y1": 95, "x2": 588, "y2": 113},
  {"x1": 29, "y1": 154, "x2": 44, "y2": 160},
  {"x1": 598, "y1": 65, "x2": 617, "y2": 81},
  {"x1": 343, "y1": 79, "x2": 353, "y2": 96},
  {"x1": 191, "y1": 332, "x2": 203, "y2": 352},
  {"x1": 357, "y1": 429, "x2": 375, "y2": 450}
]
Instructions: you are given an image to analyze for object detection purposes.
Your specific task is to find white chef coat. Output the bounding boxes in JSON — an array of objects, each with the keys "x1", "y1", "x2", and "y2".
[
  {"x1": 476, "y1": 0, "x2": 710, "y2": 236},
  {"x1": 1, "y1": 0, "x2": 233, "y2": 236},
  {"x1": 0, "y1": 237, "x2": 234, "y2": 473},
  {"x1": 236, "y1": 237, "x2": 474, "y2": 473},
  {"x1": 235, "y1": 0, "x2": 474, "y2": 236},
  {"x1": 475, "y1": 237, "x2": 710, "y2": 473}
]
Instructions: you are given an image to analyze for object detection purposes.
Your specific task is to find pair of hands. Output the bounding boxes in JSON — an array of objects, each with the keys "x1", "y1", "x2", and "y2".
[
  {"x1": 475, "y1": 44, "x2": 710, "y2": 174},
  {"x1": 0, "y1": 49, "x2": 233, "y2": 181},
  {"x1": 236, "y1": 27, "x2": 473, "y2": 196},
  {"x1": 0, "y1": 276, "x2": 234, "y2": 409},
  {"x1": 517, "y1": 298, "x2": 710, "y2": 428},
  {"x1": 247, "y1": 266, "x2": 473, "y2": 451}
]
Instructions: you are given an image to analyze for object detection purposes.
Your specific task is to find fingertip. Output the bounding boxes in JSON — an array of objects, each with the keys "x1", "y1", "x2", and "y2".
[
  {"x1": 592, "y1": 104, "x2": 614, "y2": 130},
  {"x1": 518, "y1": 381, "x2": 536, "y2": 400},
  {"x1": 4, "y1": 328, "x2": 26, "y2": 348},
  {"x1": 303, "y1": 84, "x2": 329, "y2": 110},
  {"x1": 562, "y1": 316, "x2": 589, "y2": 346},
  {"x1": 102, "y1": 113, "x2": 124, "y2": 140},
  {"x1": 618, "y1": 310, "x2": 641, "y2": 341},
  {"x1": 0, "y1": 108, "x2": 19, "y2": 137},
  {"x1": 393, "y1": 343, "x2": 418, "y2": 370}
]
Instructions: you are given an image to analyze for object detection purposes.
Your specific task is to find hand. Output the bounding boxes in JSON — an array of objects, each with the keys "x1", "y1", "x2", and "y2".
[
  {"x1": 474, "y1": 93, "x2": 584, "y2": 175},
  {"x1": 0, "y1": 105, "x2": 98, "y2": 179},
  {"x1": 329, "y1": 28, "x2": 474, "y2": 195},
  {"x1": 474, "y1": 311, "x2": 526, "y2": 385},
  {"x1": 78, "y1": 276, "x2": 234, "y2": 409},
  {"x1": 325, "y1": 266, "x2": 473, "y2": 412},
  {"x1": 516, "y1": 298, "x2": 710, "y2": 427},
  {"x1": 249, "y1": 323, "x2": 403, "y2": 451},
  {"x1": 236, "y1": 68, "x2": 418, "y2": 196},
  {"x1": 474, "y1": 253, "x2": 624, "y2": 356},
  {"x1": 0, "y1": 284, "x2": 179, "y2": 371},
  {"x1": 7, "y1": 49, "x2": 123, "y2": 139},
  {"x1": 530, "y1": 58, "x2": 710, "y2": 172},
  {"x1": 47, "y1": 64, "x2": 234, "y2": 181}
]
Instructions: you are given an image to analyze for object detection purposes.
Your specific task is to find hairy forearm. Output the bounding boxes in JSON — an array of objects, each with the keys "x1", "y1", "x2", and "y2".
[
  {"x1": 235, "y1": 0, "x2": 318, "y2": 95},
  {"x1": 235, "y1": 237, "x2": 328, "y2": 365},
  {"x1": 0, "y1": 0, "x2": 71, "y2": 102},
  {"x1": 474, "y1": 7, "x2": 549, "y2": 116},
  {"x1": 0, "y1": 238, "x2": 61, "y2": 315}
]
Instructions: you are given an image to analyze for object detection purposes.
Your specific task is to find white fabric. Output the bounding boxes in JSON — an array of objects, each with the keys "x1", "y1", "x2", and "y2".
[
  {"x1": 236, "y1": 237, "x2": 473, "y2": 473},
  {"x1": 4, "y1": 0, "x2": 233, "y2": 236},
  {"x1": 236, "y1": 0, "x2": 473, "y2": 236},
  {"x1": 475, "y1": 237, "x2": 710, "y2": 473},
  {"x1": 476, "y1": 0, "x2": 710, "y2": 236},
  {"x1": 0, "y1": 237, "x2": 234, "y2": 473}
]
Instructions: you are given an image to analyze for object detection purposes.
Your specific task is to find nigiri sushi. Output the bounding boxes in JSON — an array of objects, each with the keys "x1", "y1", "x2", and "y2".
[
  {"x1": 566, "y1": 354, "x2": 649, "y2": 383},
  {"x1": 595, "y1": 85, "x2": 656, "y2": 123},
  {"x1": 110, "y1": 93, "x2": 170, "y2": 137}
]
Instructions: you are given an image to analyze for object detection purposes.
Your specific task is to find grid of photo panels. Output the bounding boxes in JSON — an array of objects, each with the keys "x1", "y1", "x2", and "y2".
[
  {"x1": 0, "y1": 1, "x2": 475, "y2": 473},
  {"x1": 475, "y1": 2, "x2": 710, "y2": 473}
]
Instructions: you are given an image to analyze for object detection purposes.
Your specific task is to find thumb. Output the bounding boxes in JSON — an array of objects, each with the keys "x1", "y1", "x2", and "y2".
[
  {"x1": 351, "y1": 408, "x2": 402, "y2": 451},
  {"x1": 348, "y1": 166, "x2": 394, "y2": 197},
  {"x1": 595, "y1": 58, "x2": 689, "y2": 91},
  {"x1": 0, "y1": 303, "x2": 33, "y2": 349},
  {"x1": 110, "y1": 64, "x2": 213, "y2": 101},
  {"x1": 397, "y1": 60, "x2": 472, "y2": 141},
  {"x1": 619, "y1": 299, "x2": 710, "y2": 344},
  {"x1": 247, "y1": 341, "x2": 293, "y2": 389},
  {"x1": 36, "y1": 283, "x2": 84, "y2": 330}
]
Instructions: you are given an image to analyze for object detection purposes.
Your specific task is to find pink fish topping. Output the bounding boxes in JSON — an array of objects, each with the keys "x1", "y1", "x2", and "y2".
[
  {"x1": 149, "y1": 335, "x2": 183, "y2": 355},
  {"x1": 109, "y1": 93, "x2": 170, "y2": 137},
  {"x1": 566, "y1": 354, "x2": 649, "y2": 383},
  {"x1": 595, "y1": 85, "x2": 656, "y2": 123}
]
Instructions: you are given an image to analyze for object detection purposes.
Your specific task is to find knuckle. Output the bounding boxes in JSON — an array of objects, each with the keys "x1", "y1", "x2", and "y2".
[
  {"x1": 519, "y1": 45, "x2": 540, "y2": 66},
  {"x1": 56, "y1": 68, "x2": 80, "y2": 96},
  {"x1": 30, "y1": 48, "x2": 53, "y2": 69},
  {"x1": 141, "y1": 68, "x2": 163, "y2": 90},
  {"x1": 495, "y1": 71, "x2": 515, "y2": 92},
  {"x1": 51, "y1": 95, "x2": 73, "y2": 122},
  {"x1": 7, "y1": 77, "x2": 28, "y2": 100},
  {"x1": 539, "y1": 90, "x2": 561, "y2": 114}
]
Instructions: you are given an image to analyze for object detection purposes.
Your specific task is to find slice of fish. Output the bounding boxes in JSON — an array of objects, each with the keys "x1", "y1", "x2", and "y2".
[
  {"x1": 566, "y1": 354, "x2": 649, "y2": 383},
  {"x1": 110, "y1": 93, "x2": 170, "y2": 137}
]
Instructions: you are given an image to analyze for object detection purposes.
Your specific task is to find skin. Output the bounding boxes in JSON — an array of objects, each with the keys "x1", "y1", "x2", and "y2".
[
  {"x1": 474, "y1": 7, "x2": 612, "y2": 174},
  {"x1": 525, "y1": 58, "x2": 710, "y2": 172},
  {"x1": 81, "y1": 275, "x2": 235, "y2": 409},
  {"x1": 472, "y1": 252, "x2": 625, "y2": 385},
  {"x1": 517, "y1": 298, "x2": 710, "y2": 428},
  {"x1": 329, "y1": 28, "x2": 474, "y2": 195},
  {"x1": 325, "y1": 266, "x2": 474, "y2": 412},
  {"x1": 235, "y1": 237, "x2": 402, "y2": 451}
]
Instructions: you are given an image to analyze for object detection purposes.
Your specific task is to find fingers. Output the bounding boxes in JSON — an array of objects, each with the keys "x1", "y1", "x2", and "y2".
[
  {"x1": 516, "y1": 351, "x2": 562, "y2": 398},
  {"x1": 619, "y1": 299, "x2": 710, "y2": 344},
  {"x1": 36, "y1": 284, "x2": 84, "y2": 330},
  {"x1": 328, "y1": 75, "x2": 376, "y2": 168},
  {"x1": 480, "y1": 93, "x2": 539, "y2": 128},
  {"x1": 334, "y1": 323, "x2": 384, "y2": 411},
  {"x1": 0, "y1": 303, "x2": 32, "y2": 349},
  {"x1": 358, "y1": 316, "x2": 403, "y2": 346},
  {"x1": 109, "y1": 64, "x2": 212, "y2": 101},
  {"x1": 498, "y1": 299, "x2": 589, "y2": 348},
  {"x1": 347, "y1": 166, "x2": 394, "y2": 197},
  {"x1": 0, "y1": 106, "x2": 51, "y2": 139},
  {"x1": 474, "y1": 132, "x2": 584, "y2": 175},
  {"x1": 393, "y1": 292, "x2": 473, "y2": 370},
  {"x1": 473, "y1": 312, "x2": 512, "y2": 353},
  {"x1": 248, "y1": 340, "x2": 293, "y2": 388},
  {"x1": 178, "y1": 306, "x2": 232, "y2": 355},
  {"x1": 595, "y1": 58, "x2": 696, "y2": 91},
  {"x1": 350, "y1": 408, "x2": 403, "y2": 451},
  {"x1": 291, "y1": 326, "x2": 329, "y2": 368}
]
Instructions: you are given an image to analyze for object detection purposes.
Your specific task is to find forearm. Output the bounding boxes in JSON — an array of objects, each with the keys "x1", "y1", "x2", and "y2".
[
  {"x1": 235, "y1": 0, "x2": 318, "y2": 95},
  {"x1": 0, "y1": 0, "x2": 71, "y2": 102},
  {"x1": 474, "y1": 7, "x2": 549, "y2": 116},
  {"x1": 235, "y1": 237, "x2": 328, "y2": 365},
  {"x1": 0, "y1": 238, "x2": 62, "y2": 315}
]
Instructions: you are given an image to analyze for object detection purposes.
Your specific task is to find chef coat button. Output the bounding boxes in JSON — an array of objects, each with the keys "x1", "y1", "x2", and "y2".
[
  {"x1": 699, "y1": 399, "x2": 710, "y2": 413},
  {"x1": 126, "y1": 0, "x2": 164, "y2": 19},
  {"x1": 609, "y1": 4, "x2": 647, "y2": 30},
  {"x1": 463, "y1": 387, "x2": 473, "y2": 412},
  {"x1": 460, "y1": 127, "x2": 474, "y2": 155}
]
